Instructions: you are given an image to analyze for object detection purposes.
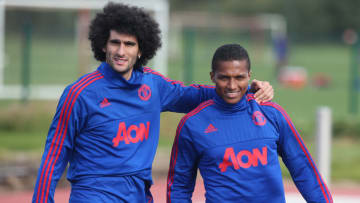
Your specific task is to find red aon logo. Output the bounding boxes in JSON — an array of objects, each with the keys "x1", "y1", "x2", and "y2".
[
  {"x1": 218, "y1": 146, "x2": 268, "y2": 172},
  {"x1": 112, "y1": 121, "x2": 150, "y2": 147}
]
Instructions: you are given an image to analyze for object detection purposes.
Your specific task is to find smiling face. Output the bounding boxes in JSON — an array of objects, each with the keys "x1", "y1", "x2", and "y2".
[
  {"x1": 211, "y1": 60, "x2": 251, "y2": 104},
  {"x1": 103, "y1": 30, "x2": 141, "y2": 80}
]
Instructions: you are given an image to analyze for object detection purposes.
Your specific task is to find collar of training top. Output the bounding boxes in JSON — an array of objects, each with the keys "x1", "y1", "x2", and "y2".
[{"x1": 98, "y1": 62, "x2": 144, "y2": 87}]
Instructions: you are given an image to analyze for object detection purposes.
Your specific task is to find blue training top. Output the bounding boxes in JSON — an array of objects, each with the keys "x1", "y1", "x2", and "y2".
[
  {"x1": 32, "y1": 62, "x2": 215, "y2": 203},
  {"x1": 167, "y1": 93, "x2": 333, "y2": 203}
]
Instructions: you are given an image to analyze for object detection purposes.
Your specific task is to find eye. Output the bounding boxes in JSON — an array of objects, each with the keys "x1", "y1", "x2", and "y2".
[
  {"x1": 109, "y1": 39, "x2": 121, "y2": 45},
  {"x1": 125, "y1": 41, "x2": 137, "y2": 46},
  {"x1": 217, "y1": 76, "x2": 229, "y2": 81}
]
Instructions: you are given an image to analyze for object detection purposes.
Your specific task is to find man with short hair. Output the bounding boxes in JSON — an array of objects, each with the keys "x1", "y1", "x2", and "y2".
[
  {"x1": 32, "y1": 3, "x2": 273, "y2": 203},
  {"x1": 167, "y1": 44, "x2": 332, "y2": 203}
]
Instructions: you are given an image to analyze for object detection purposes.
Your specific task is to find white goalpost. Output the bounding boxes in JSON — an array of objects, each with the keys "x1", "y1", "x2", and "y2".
[
  {"x1": 0, "y1": 0, "x2": 169, "y2": 100},
  {"x1": 316, "y1": 107, "x2": 332, "y2": 186}
]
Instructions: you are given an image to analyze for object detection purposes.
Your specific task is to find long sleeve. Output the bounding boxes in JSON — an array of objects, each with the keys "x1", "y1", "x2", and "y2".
[
  {"x1": 32, "y1": 84, "x2": 87, "y2": 203},
  {"x1": 266, "y1": 102, "x2": 333, "y2": 203},
  {"x1": 167, "y1": 120, "x2": 199, "y2": 203},
  {"x1": 143, "y1": 67, "x2": 215, "y2": 113}
]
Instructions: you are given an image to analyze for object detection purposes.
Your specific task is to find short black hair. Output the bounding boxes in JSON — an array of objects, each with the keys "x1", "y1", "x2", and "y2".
[
  {"x1": 211, "y1": 44, "x2": 251, "y2": 72},
  {"x1": 88, "y1": 2, "x2": 162, "y2": 69}
]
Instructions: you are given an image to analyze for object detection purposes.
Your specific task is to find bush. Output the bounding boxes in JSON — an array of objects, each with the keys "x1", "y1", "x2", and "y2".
[
  {"x1": 0, "y1": 101, "x2": 55, "y2": 132},
  {"x1": 333, "y1": 118, "x2": 360, "y2": 138}
]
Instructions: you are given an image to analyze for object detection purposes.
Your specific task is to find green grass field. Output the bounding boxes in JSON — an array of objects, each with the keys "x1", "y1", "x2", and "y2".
[{"x1": 1, "y1": 30, "x2": 360, "y2": 183}]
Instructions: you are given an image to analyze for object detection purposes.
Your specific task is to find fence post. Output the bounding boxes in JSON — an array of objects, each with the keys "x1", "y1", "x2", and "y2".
[
  {"x1": 183, "y1": 27, "x2": 195, "y2": 85},
  {"x1": 21, "y1": 20, "x2": 32, "y2": 103},
  {"x1": 315, "y1": 106, "x2": 332, "y2": 186}
]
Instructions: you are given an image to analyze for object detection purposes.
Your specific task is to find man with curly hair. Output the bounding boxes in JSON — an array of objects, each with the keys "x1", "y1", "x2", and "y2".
[{"x1": 32, "y1": 2, "x2": 273, "y2": 203}]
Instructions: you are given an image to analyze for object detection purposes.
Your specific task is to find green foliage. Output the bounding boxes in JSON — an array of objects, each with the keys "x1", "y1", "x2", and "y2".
[
  {"x1": 279, "y1": 137, "x2": 360, "y2": 182},
  {"x1": 331, "y1": 137, "x2": 360, "y2": 181},
  {"x1": 6, "y1": 9, "x2": 77, "y2": 38},
  {"x1": 325, "y1": 0, "x2": 360, "y2": 33},
  {"x1": 333, "y1": 119, "x2": 360, "y2": 138},
  {"x1": 4, "y1": 33, "x2": 81, "y2": 85},
  {"x1": 0, "y1": 131, "x2": 46, "y2": 152},
  {"x1": 169, "y1": 28, "x2": 360, "y2": 124},
  {"x1": 1, "y1": 22, "x2": 360, "y2": 183},
  {"x1": 170, "y1": 0, "x2": 360, "y2": 41},
  {"x1": 0, "y1": 101, "x2": 55, "y2": 132}
]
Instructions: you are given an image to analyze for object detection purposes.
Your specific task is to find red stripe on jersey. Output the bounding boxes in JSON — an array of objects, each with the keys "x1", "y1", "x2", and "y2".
[
  {"x1": 261, "y1": 102, "x2": 332, "y2": 203},
  {"x1": 246, "y1": 93, "x2": 255, "y2": 101},
  {"x1": 36, "y1": 71, "x2": 100, "y2": 203},
  {"x1": 36, "y1": 71, "x2": 103, "y2": 203},
  {"x1": 167, "y1": 100, "x2": 214, "y2": 202},
  {"x1": 44, "y1": 75, "x2": 104, "y2": 203}
]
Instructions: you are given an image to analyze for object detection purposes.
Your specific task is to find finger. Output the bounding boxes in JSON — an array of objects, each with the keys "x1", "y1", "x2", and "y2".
[
  {"x1": 253, "y1": 81, "x2": 266, "y2": 97},
  {"x1": 254, "y1": 83, "x2": 273, "y2": 102},
  {"x1": 251, "y1": 79, "x2": 261, "y2": 89},
  {"x1": 261, "y1": 84, "x2": 271, "y2": 96},
  {"x1": 257, "y1": 92, "x2": 267, "y2": 103},
  {"x1": 265, "y1": 83, "x2": 274, "y2": 101},
  {"x1": 254, "y1": 88, "x2": 264, "y2": 102},
  {"x1": 250, "y1": 79, "x2": 261, "y2": 92},
  {"x1": 260, "y1": 81, "x2": 270, "y2": 91},
  {"x1": 261, "y1": 85, "x2": 274, "y2": 102}
]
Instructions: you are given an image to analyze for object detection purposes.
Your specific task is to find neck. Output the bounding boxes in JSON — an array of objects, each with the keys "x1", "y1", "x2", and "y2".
[{"x1": 120, "y1": 69, "x2": 133, "y2": 80}]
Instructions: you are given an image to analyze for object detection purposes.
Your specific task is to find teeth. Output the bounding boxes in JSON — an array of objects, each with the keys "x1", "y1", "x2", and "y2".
[
  {"x1": 114, "y1": 58, "x2": 127, "y2": 64},
  {"x1": 226, "y1": 92, "x2": 240, "y2": 97},
  {"x1": 114, "y1": 57, "x2": 126, "y2": 61}
]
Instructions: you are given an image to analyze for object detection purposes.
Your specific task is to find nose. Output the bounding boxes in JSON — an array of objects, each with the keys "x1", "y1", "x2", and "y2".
[
  {"x1": 117, "y1": 44, "x2": 125, "y2": 56},
  {"x1": 227, "y1": 78, "x2": 236, "y2": 90}
]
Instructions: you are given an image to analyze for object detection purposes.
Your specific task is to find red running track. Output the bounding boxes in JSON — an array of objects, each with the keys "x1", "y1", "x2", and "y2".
[{"x1": 1, "y1": 177, "x2": 360, "y2": 202}]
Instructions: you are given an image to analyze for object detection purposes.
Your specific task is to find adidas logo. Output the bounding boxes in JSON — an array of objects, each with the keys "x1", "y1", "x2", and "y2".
[
  {"x1": 204, "y1": 124, "x2": 217, "y2": 134},
  {"x1": 100, "y1": 98, "x2": 111, "y2": 108}
]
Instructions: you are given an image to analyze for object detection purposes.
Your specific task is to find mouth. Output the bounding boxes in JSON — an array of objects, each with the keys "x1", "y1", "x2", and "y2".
[
  {"x1": 113, "y1": 56, "x2": 128, "y2": 66},
  {"x1": 225, "y1": 91, "x2": 241, "y2": 98}
]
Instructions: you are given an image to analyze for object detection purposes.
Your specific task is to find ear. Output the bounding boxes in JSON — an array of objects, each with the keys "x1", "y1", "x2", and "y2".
[
  {"x1": 248, "y1": 71, "x2": 252, "y2": 78},
  {"x1": 210, "y1": 71, "x2": 215, "y2": 83},
  {"x1": 102, "y1": 47, "x2": 106, "y2": 53}
]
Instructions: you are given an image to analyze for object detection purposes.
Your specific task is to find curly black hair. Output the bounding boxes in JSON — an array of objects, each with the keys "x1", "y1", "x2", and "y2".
[
  {"x1": 88, "y1": 2, "x2": 162, "y2": 69},
  {"x1": 211, "y1": 44, "x2": 251, "y2": 72}
]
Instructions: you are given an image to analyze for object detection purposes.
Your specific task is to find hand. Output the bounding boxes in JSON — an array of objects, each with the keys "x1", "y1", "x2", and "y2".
[{"x1": 250, "y1": 79, "x2": 274, "y2": 103}]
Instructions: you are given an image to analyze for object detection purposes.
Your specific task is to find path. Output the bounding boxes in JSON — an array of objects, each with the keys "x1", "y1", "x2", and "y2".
[{"x1": 1, "y1": 177, "x2": 359, "y2": 203}]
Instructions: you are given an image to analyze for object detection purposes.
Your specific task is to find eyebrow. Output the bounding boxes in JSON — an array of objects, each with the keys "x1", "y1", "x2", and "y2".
[
  {"x1": 109, "y1": 39, "x2": 121, "y2": 43},
  {"x1": 217, "y1": 73, "x2": 247, "y2": 77},
  {"x1": 108, "y1": 39, "x2": 137, "y2": 45},
  {"x1": 124, "y1": 41, "x2": 137, "y2": 45}
]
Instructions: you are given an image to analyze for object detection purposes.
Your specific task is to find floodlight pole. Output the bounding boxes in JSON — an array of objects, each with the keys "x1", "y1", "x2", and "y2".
[{"x1": 315, "y1": 106, "x2": 332, "y2": 187}]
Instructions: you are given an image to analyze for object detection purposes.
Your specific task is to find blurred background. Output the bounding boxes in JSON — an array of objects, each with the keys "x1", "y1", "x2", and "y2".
[{"x1": 0, "y1": 0, "x2": 359, "y2": 201}]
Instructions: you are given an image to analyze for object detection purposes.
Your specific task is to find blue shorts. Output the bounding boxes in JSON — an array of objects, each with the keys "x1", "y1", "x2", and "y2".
[{"x1": 69, "y1": 175, "x2": 153, "y2": 202}]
